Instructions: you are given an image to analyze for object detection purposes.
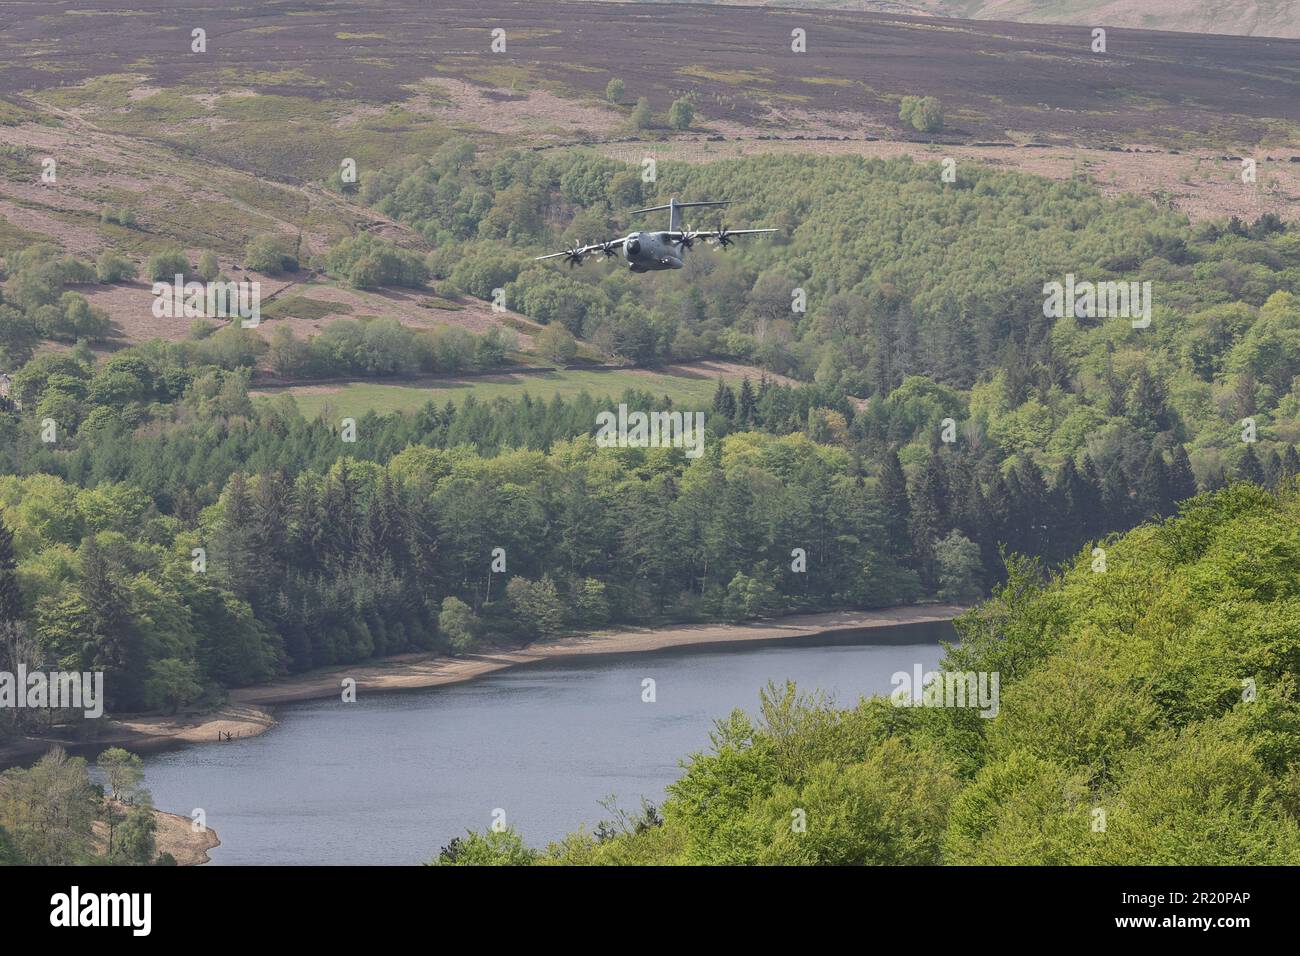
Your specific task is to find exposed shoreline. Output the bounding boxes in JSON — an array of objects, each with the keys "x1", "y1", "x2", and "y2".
[
  {"x1": 0, "y1": 604, "x2": 963, "y2": 770},
  {"x1": 92, "y1": 806, "x2": 221, "y2": 867}
]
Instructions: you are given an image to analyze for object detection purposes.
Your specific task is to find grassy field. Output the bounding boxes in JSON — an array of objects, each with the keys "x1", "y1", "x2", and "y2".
[{"x1": 251, "y1": 365, "x2": 754, "y2": 418}]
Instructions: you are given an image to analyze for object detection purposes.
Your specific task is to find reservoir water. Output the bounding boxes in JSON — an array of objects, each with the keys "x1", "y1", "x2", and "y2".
[{"x1": 141, "y1": 620, "x2": 953, "y2": 864}]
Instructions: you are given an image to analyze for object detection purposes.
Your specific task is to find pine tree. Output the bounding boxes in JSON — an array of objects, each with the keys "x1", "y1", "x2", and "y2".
[
  {"x1": 866, "y1": 301, "x2": 897, "y2": 397},
  {"x1": 711, "y1": 379, "x2": 737, "y2": 420},
  {"x1": 1099, "y1": 460, "x2": 1132, "y2": 535},
  {"x1": 1102, "y1": 354, "x2": 1126, "y2": 418},
  {"x1": 1013, "y1": 459, "x2": 1049, "y2": 557},
  {"x1": 1077, "y1": 455, "x2": 1105, "y2": 540},
  {"x1": 0, "y1": 519, "x2": 21, "y2": 623},
  {"x1": 958, "y1": 480, "x2": 997, "y2": 587},
  {"x1": 1126, "y1": 366, "x2": 1172, "y2": 434},
  {"x1": 984, "y1": 472, "x2": 1013, "y2": 551},
  {"x1": 363, "y1": 471, "x2": 401, "y2": 565},
  {"x1": 81, "y1": 538, "x2": 141, "y2": 710},
  {"x1": 1049, "y1": 458, "x2": 1085, "y2": 560},
  {"x1": 736, "y1": 377, "x2": 756, "y2": 426},
  {"x1": 1137, "y1": 449, "x2": 1172, "y2": 519},
  {"x1": 1237, "y1": 445, "x2": 1266, "y2": 485},
  {"x1": 1168, "y1": 444, "x2": 1198, "y2": 505},
  {"x1": 1264, "y1": 449, "x2": 1284, "y2": 489},
  {"x1": 877, "y1": 448, "x2": 912, "y2": 558},
  {"x1": 214, "y1": 472, "x2": 260, "y2": 602},
  {"x1": 289, "y1": 472, "x2": 326, "y2": 573},
  {"x1": 1283, "y1": 445, "x2": 1300, "y2": 482},
  {"x1": 251, "y1": 471, "x2": 291, "y2": 598},
  {"x1": 909, "y1": 454, "x2": 950, "y2": 589}
]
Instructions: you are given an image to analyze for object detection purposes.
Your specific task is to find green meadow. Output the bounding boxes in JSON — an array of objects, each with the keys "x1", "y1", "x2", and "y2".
[{"x1": 252, "y1": 366, "x2": 742, "y2": 417}]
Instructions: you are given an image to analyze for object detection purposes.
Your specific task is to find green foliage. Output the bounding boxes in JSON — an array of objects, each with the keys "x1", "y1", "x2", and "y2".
[
  {"x1": 507, "y1": 268, "x2": 611, "y2": 339},
  {"x1": 431, "y1": 828, "x2": 537, "y2": 866},
  {"x1": 144, "y1": 658, "x2": 203, "y2": 713},
  {"x1": 352, "y1": 149, "x2": 1300, "y2": 474},
  {"x1": 935, "y1": 530, "x2": 983, "y2": 603},
  {"x1": 630, "y1": 97, "x2": 653, "y2": 130},
  {"x1": 97, "y1": 748, "x2": 145, "y2": 804},
  {"x1": 147, "y1": 247, "x2": 190, "y2": 283},
  {"x1": 99, "y1": 207, "x2": 136, "y2": 228},
  {"x1": 95, "y1": 250, "x2": 138, "y2": 284},
  {"x1": 0, "y1": 746, "x2": 159, "y2": 866},
  {"x1": 898, "y1": 95, "x2": 944, "y2": 132},
  {"x1": 2, "y1": 245, "x2": 97, "y2": 325},
  {"x1": 725, "y1": 568, "x2": 778, "y2": 620},
  {"x1": 196, "y1": 250, "x2": 221, "y2": 282},
  {"x1": 108, "y1": 803, "x2": 158, "y2": 865},
  {"x1": 2, "y1": 150, "x2": 1298, "y2": 783},
  {"x1": 0, "y1": 825, "x2": 23, "y2": 865},
  {"x1": 482, "y1": 483, "x2": 1300, "y2": 864},
  {"x1": 604, "y1": 78, "x2": 624, "y2": 104},
  {"x1": 505, "y1": 574, "x2": 564, "y2": 639},
  {"x1": 243, "y1": 234, "x2": 297, "y2": 276},
  {"x1": 0, "y1": 749, "x2": 98, "y2": 865},
  {"x1": 444, "y1": 244, "x2": 519, "y2": 300},
  {"x1": 322, "y1": 234, "x2": 427, "y2": 289},
  {"x1": 536, "y1": 323, "x2": 577, "y2": 366},
  {"x1": 267, "y1": 317, "x2": 507, "y2": 379},
  {"x1": 572, "y1": 577, "x2": 610, "y2": 628},
  {"x1": 668, "y1": 98, "x2": 694, "y2": 131},
  {"x1": 439, "y1": 596, "x2": 479, "y2": 654},
  {"x1": 29, "y1": 292, "x2": 112, "y2": 342}
]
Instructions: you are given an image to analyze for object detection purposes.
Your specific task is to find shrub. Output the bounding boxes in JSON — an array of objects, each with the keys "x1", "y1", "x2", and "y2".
[
  {"x1": 196, "y1": 250, "x2": 221, "y2": 281},
  {"x1": 95, "y1": 251, "x2": 137, "y2": 284},
  {"x1": 323, "y1": 234, "x2": 427, "y2": 289},
  {"x1": 631, "y1": 97, "x2": 653, "y2": 130},
  {"x1": 898, "y1": 95, "x2": 944, "y2": 133},
  {"x1": 99, "y1": 207, "x2": 136, "y2": 228},
  {"x1": 439, "y1": 596, "x2": 480, "y2": 654},
  {"x1": 147, "y1": 248, "x2": 190, "y2": 282},
  {"x1": 243, "y1": 234, "x2": 298, "y2": 276},
  {"x1": 537, "y1": 323, "x2": 577, "y2": 367},
  {"x1": 668, "y1": 98, "x2": 694, "y2": 131}
]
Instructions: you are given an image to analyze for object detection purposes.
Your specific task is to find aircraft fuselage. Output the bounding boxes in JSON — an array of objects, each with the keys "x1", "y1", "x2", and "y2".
[{"x1": 624, "y1": 231, "x2": 684, "y2": 272}]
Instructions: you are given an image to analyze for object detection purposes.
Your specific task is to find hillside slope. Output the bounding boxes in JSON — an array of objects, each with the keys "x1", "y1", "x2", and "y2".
[
  {"x1": 655, "y1": 0, "x2": 1300, "y2": 41},
  {"x1": 443, "y1": 480, "x2": 1300, "y2": 864}
]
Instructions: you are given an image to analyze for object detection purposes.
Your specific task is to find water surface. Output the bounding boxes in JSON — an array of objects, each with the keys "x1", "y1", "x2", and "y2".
[{"x1": 142, "y1": 621, "x2": 953, "y2": 864}]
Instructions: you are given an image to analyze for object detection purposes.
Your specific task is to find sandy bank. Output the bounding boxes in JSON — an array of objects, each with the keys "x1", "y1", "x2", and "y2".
[
  {"x1": 0, "y1": 604, "x2": 963, "y2": 768},
  {"x1": 92, "y1": 806, "x2": 220, "y2": 866},
  {"x1": 152, "y1": 808, "x2": 221, "y2": 866}
]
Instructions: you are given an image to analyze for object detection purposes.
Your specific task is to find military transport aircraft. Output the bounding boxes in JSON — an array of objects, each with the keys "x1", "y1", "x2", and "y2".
[{"x1": 534, "y1": 198, "x2": 777, "y2": 272}]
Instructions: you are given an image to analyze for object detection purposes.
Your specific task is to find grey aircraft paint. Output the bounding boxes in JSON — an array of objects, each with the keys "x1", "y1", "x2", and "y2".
[{"x1": 534, "y1": 197, "x2": 777, "y2": 272}]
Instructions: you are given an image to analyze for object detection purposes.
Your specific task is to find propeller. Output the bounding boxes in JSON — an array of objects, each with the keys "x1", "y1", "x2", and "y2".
[
  {"x1": 714, "y1": 225, "x2": 734, "y2": 248},
  {"x1": 674, "y1": 227, "x2": 699, "y2": 251},
  {"x1": 597, "y1": 240, "x2": 620, "y2": 258},
  {"x1": 563, "y1": 243, "x2": 587, "y2": 268}
]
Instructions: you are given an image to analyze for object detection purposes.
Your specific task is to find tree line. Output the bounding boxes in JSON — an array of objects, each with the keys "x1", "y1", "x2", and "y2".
[{"x1": 436, "y1": 480, "x2": 1300, "y2": 865}]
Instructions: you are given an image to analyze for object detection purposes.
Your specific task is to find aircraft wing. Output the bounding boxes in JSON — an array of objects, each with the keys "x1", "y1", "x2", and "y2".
[
  {"x1": 695, "y1": 229, "x2": 778, "y2": 239},
  {"x1": 534, "y1": 237, "x2": 627, "y2": 262},
  {"x1": 665, "y1": 228, "x2": 779, "y2": 243}
]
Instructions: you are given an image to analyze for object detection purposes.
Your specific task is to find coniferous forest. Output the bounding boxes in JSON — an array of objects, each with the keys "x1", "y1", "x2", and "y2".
[{"x1": 2, "y1": 152, "x2": 1297, "y2": 729}]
